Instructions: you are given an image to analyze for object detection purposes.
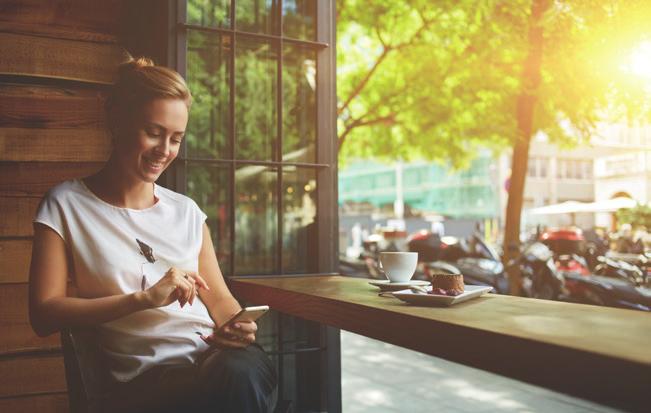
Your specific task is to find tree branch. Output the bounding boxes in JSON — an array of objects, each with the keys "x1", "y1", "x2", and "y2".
[
  {"x1": 338, "y1": 114, "x2": 397, "y2": 149},
  {"x1": 337, "y1": 12, "x2": 437, "y2": 118},
  {"x1": 337, "y1": 46, "x2": 391, "y2": 118}
]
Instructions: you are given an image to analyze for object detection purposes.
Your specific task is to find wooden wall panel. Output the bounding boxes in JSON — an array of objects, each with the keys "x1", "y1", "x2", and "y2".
[
  {"x1": 0, "y1": 240, "x2": 32, "y2": 284},
  {"x1": 0, "y1": 283, "x2": 61, "y2": 355},
  {"x1": 0, "y1": 197, "x2": 40, "y2": 237},
  {"x1": 0, "y1": 127, "x2": 111, "y2": 162},
  {"x1": 0, "y1": 83, "x2": 107, "y2": 129},
  {"x1": 0, "y1": 0, "x2": 133, "y2": 407},
  {"x1": 0, "y1": 353, "x2": 67, "y2": 397},
  {"x1": 0, "y1": 162, "x2": 103, "y2": 197},
  {"x1": 0, "y1": 392, "x2": 69, "y2": 413},
  {"x1": 0, "y1": 33, "x2": 128, "y2": 84},
  {"x1": 0, "y1": 0, "x2": 121, "y2": 43}
]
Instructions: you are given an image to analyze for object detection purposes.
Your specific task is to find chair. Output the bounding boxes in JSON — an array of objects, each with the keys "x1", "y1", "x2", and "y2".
[
  {"x1": 62, "y1": 328, "x2": 283, "y2": 413},
  {"x1": 60, "y1": 328, "x2": 108, "y2": 413}
]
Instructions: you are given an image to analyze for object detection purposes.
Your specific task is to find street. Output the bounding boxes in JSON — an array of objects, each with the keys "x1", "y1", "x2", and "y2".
[{"x1": 341, "y1": 331, "x2": 622, "y2": 413}]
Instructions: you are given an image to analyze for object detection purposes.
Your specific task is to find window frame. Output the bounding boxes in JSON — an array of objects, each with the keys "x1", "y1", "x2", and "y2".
[{"x1": 152, "y1": 1, "x2": 342, "y2": 411}]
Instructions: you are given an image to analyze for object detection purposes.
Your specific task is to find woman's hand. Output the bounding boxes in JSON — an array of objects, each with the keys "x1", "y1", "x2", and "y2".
[
  {"x1": 200, "y1": 319, "x2": 258, "y2": 349},
  {"x1": 143, "y1": 267, "x2": 210, "y2": 308}
]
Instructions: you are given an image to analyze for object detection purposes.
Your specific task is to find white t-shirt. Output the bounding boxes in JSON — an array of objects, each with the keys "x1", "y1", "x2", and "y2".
[{"x1": 34, "y1": 179, "x2": 215, "y2": 382}]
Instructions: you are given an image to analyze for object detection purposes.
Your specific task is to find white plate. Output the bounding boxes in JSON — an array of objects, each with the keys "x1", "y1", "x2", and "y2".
[
  {"x1": 391, "y1": 285, "x2": 493, "y2": 306},
  {"x1": 368, "y1": 279, "x2": 430, "y2": 291}
]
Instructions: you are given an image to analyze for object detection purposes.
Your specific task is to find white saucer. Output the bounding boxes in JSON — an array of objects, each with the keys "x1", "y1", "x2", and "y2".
[
  {"x1": 368, "y1": 279, "x2": 430, "y2": 291},
  {"x1": 392, "y1": 285, "x2": 493, "y2": 306}
]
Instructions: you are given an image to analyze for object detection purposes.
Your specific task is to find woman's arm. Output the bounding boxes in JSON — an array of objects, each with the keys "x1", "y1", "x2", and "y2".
[
  {"x1": 29, "y1": 224, "x2": 200, "y2": 337},
  {"x1": 29, "y1": 224, "x2": 150, "y2": 336},
  {"x1": 196, "y1": 224, "x2": 241, "y2": 326},
  {"x1": 196, "y1": 224, "x2": 258, "y2": 347}
]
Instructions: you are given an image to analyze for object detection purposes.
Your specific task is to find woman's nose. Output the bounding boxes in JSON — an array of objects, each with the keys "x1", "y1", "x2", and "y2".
[{"x1": 154, "y1": 137, "x2": 171, "y2": 156}]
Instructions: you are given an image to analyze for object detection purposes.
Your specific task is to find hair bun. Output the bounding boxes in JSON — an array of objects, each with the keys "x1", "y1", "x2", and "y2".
[{"x1": 116, "y1": 57, "x2": 155, "y2": 80}]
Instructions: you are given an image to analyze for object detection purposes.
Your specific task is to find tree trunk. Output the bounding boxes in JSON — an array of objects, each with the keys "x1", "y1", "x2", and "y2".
[{"x1": 503, "y1": 0, "x2": 550, "y2": 296}]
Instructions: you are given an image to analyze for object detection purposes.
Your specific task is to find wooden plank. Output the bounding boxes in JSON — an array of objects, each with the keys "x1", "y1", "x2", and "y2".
[
  {"x1": 0, "y1": 392, "x2": 69, "y2": 413},
  {"x1": 0, "y1": 239, "x2": 32, "y2": 284},
  {"x1": 0, "y1": 128, "x2": 111, "y2": 162},
  {"x1": 0, "y1": 83, "x2": 107, "y2": 129},
  {"x1": 0, "y1": 0, "x2": 121, "y2": 43},
  {"x1": 0, "y1": 32, "x2": 129, "y2": 84},
  {"x1": 0, "y1": 353, "x2": 67, "y2": 397},
  {"x1": 0, "y1": 283, "x2": 61, "y2": 355},
  {"x1": 0, "y1": 162, "x2": 103, "y2": 197},
  {"x1": 0, "y1": 196, "x2": 40, "y2": 237},
  {"x1": 231, "y1": 276, "x2": 651, "y2": 412}
]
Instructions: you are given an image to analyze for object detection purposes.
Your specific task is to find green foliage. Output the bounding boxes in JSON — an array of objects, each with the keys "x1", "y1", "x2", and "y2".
[
  {"x1": 617, "y1": 204, "x2": 651, "y2": 229},
  {"x1": 337, "y1": 0, "x2": 651, "y2": 166}
]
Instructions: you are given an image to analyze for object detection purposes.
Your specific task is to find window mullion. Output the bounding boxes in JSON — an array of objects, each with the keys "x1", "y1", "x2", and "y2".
[{"x1": 229, "y1": 1, "x2": 236, "y2": 277}]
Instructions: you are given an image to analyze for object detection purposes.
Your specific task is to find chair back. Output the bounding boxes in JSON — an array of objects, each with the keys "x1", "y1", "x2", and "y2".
[{"x1": 61, "y1": 328, "x2": 108, "y2": 413}]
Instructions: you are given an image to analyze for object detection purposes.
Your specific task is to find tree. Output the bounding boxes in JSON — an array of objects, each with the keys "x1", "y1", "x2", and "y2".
[
  {"x1": 617, "y1": 205, "x2": 651, "y2": 230},
  {"x1": 337, "y1": 0, "x2": 651, "y2": 294}
]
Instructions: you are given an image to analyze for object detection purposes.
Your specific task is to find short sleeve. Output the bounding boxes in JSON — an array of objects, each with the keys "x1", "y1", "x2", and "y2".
[
  {"x1": 192, "y1": 200, "x2": 208, "y2": 223},
  {"x1": 33, "y1": 189, "x2": 67, "y2": 242}
]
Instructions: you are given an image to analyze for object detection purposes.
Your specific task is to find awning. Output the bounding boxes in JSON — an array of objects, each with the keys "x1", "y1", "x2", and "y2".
[
  {"x1": 528, "y1": 197, "x2": 638, "y2": 215},
  {"x1": 528, "y1": 201, "x2": 586, "y2": 215}
]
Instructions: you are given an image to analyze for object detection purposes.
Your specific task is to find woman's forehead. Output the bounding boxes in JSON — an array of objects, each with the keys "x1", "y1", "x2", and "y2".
[{"x1": 139, "y1": 98, "x2": 188, "y2": 131}]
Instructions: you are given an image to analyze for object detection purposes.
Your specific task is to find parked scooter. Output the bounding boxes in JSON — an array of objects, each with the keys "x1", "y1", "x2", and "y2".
[
  {"x1": 339, "y1": 235, "x2": 398, "y2": 279},
  {"x1": 407, "y1": 231, "x2": 510, "y2": 294},
  {"x1": 517, "y1": 242, "x2": 567, "y2": 300},
  {"x1": 593, "y1": 256, "x2": 646, "y2": 286},
  {"x1": 602, "y1": 251, "x2": 651, "y2": 287},
  {"x1": 562, "y1": 272, "x2": 651, "y2": 311},
  {"x1": 541, "y1": 228, "x2": 645, "y2": 288}
]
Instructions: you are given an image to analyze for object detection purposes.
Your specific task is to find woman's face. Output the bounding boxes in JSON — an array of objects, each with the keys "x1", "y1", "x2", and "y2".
[{"x1": 115, "y1": 98, "x2": 189, "y2": 183}]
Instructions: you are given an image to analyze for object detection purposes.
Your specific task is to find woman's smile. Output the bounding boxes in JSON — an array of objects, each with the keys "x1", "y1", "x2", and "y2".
[{"x1": 120, "y1": 98, "x2": 189, "y2": 183}]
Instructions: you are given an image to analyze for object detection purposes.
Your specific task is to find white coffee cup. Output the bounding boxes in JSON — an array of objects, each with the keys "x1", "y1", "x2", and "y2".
[{"x1": 379, "y1": 252, "x2": 418, "y2": 283}]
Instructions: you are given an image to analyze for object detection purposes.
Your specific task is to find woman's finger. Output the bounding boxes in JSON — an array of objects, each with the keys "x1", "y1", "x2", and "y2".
[
  {"x1": 180, "y1": 278, "x2": 195, "y2": 306},
  {"x1": 175, "y1": 277, "x2": 192, "y2": 307},
  {"x1": 202, "y1": 333, "x2": 248, "y2": 349},
  {"x1": 185, "y1": 271, "x2": 210, "y2": 291},
  {"x1": 222, "y1": 326, "x2": 256, "y2": 345},
  {"x1": 232, "y1": 321, "x2": 257, "y2": 334},
  {"x1": 179, "y1": 274, "x2": 195, "y2": 305}
]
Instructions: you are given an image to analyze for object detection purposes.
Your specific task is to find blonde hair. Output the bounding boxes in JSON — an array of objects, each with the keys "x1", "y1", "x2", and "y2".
[{"x1": 105, "y1": 57, "x2": 192, "y2": 132}]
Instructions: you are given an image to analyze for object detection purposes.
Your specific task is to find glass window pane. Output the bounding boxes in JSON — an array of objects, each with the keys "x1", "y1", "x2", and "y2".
[
  {"x1": 283, "y1": 45, "x2": 316, "y2": 162},
  {"x1": 235, "y1": 166, "x2": 278, "y2": 274},
  {"x1": 187, "y1": 163, "x2": 232, "y2": 276},
  {"x1": 236, "y1": 0, "x2": 279, "y2": 35},
  {"x1": 187, "y1": 31, "x2": 231, "y2": 159},
  {"x1": 187, "y1": 0, "x2": 231, "y2": 28},
  {"x1": 235, "y1": 38, "x2": 278, "y2": 161},
  {"x1": 283, "y1": 167, "x2": 317, "y2": 273},
  {"x1": 282, "y1": 0, "x2": 316, "y2": 40}
]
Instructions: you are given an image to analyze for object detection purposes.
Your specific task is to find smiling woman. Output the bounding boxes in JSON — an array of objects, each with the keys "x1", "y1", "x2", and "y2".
[{"x1": 28, "y1": 57, "x2": 277, "y2": 412}]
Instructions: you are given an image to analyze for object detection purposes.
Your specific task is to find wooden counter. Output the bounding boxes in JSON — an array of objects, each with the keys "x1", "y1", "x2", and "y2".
[{"x1": 231, "y1": 275, "x2": 651, "y2": 412}]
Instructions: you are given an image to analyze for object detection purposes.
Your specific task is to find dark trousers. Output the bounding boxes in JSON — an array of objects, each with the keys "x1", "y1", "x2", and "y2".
[{"x1": 104, "y1": 344, "x2": 277, "y2": 413}]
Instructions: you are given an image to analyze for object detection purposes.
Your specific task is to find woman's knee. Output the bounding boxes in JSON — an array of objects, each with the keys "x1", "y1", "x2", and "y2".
[
  {"x1": 200, "y1": 345, "x2": 277, "y2": 392},
  {"x1": 197, "y1": 345, "x2": 277, "y2": 412}
]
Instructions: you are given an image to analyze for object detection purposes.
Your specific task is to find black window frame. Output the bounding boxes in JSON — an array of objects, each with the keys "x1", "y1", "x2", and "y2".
[{"x1": 133, "y1": 1, "x2": 341, "y2": 411}]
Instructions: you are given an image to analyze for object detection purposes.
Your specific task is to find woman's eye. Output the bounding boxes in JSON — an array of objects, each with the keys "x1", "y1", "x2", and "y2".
[{"x1": 146, "y1": 130, "x2": 161, "y2": 137}]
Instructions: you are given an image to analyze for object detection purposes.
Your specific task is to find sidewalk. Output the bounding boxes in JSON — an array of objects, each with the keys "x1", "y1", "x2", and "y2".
[{"x1": 341, "y1": 331, "x2": 623, "y2": 413}]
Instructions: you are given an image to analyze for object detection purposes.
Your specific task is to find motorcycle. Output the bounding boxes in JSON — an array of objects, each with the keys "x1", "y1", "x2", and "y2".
[
  {"x1": 339, "y1": 236, "x2": 399, "y2": 279},
  {"x1": 541, "y1": 228, "x2": 645, "y2": 288},
  {"x1": 518, "y1": 242, "x2": 567, "y2": 300},
  {"x1": 562, "y1": 272, "x2": 651, "y2": 311},
  {"x1": 407, "y1": 231, "x2": 510, "y2": 294},
  {"x1": 593, "y1": 256, "x2": 646, "y2": 287}
]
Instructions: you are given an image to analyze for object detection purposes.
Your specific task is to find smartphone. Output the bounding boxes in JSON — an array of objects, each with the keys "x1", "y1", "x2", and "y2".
[{"x1": 217, "y1": 305, "x2": 269, "y2": 333}]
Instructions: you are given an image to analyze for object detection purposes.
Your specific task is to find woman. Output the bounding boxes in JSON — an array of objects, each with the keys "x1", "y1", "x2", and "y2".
[{"x1": 29, "y1": 57, "x2": 277, "y2": 412}]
